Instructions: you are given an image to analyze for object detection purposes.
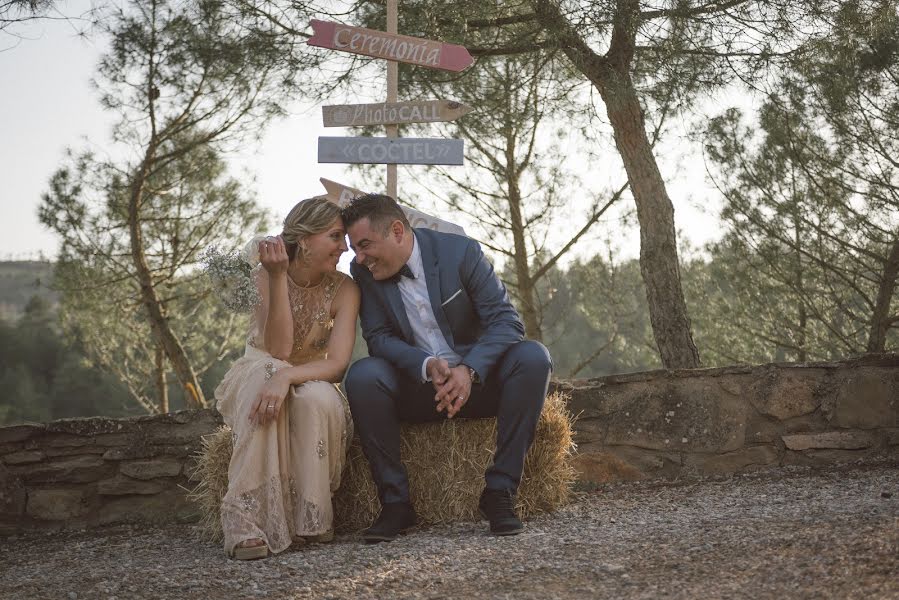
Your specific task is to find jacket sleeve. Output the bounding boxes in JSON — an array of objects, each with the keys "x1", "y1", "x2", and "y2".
[
  {"x1": 352, "y1": 261, "x2": 431, "y2": 381},
  {"x1": 458, "y1": 238, "x2": 525, "y2": 381}
]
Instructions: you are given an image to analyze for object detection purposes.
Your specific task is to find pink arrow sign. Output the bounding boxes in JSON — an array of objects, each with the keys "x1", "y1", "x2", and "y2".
[{"x1": 307, "y1": 19, "x2": 473, "y2": 72}]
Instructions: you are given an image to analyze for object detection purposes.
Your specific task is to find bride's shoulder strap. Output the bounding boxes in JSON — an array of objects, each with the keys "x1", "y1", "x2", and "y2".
[
  {"x1": 327, "y1": 271, "x2": 355, "y2": 305},
  {"x1": 330, "y1": 270, "x2": 349, "y2": 293}
]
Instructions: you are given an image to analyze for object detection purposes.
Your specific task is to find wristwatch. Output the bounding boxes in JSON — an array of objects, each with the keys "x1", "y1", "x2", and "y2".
[{"x1": 465, "y1": 365, "x2": 480, "y2": 384}]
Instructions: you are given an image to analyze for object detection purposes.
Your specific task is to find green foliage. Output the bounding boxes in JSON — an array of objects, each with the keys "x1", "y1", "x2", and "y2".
[
  {"x1": 0, "y1": 0, "x2": 56, "y2": 36},
  {"x1": 0, "y1": 261, "x2": 56, "y2": 321},
  {"x1": 411, "y1": 51, "x2": 611, "y2": 342},
  {"x1": 51, "y1": 245, "x2": 256, "y2": 413},
  {"x1": 35, "y1": 0, "x2": 290, "y2": 411},
  {"x1": 702, "y1": 0, "x2": 899, "y2": 361},
  {"x1": 537, "y1": 253, "x2": 659, "y2": 378},
  {"x1": 94, "y1": 0, "x2": 302, "y2": 145},
  {"x1": 0, "y1": 296, "x2": 136, "y2": 426}
]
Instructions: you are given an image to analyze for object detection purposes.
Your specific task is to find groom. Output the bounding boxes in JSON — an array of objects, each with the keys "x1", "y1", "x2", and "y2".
[{"x1": 342, "y1": 194, "x2": 552, "y2": 542}]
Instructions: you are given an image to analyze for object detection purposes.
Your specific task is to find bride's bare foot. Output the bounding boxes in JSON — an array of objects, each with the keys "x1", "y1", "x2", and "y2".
[{"x1": 233, "y1": 538, "x2": 268, "y2": 560}]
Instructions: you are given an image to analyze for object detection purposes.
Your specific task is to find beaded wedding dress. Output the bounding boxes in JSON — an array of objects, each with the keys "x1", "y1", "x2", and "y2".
[{"x1": 215, "y1": 270, "x2": 352, "y2": 556}]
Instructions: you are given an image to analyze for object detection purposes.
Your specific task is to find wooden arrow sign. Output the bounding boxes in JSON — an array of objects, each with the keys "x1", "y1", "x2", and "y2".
[
  {"x1": 320, "y1": 178, "x2": 366, "y2": 207},
  {"x1": 323, "y1": 100, "x2": 472, "y2": 128},
  {"x1": 318, "y1": 137, "x2": 464, "y2": 165},
  {"x1": 319, "y1": 178, "x2": 467, "y2": 236},
  {"x1": 307, "y1": 19, "x2": 474, "y2": 72}
]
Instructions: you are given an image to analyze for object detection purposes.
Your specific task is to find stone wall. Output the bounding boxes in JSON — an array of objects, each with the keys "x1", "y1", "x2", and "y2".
[
  {"x1": 1, "y1": 354, "x2": 897, "y2": 534},
  {"x1": 0, "y1": 410, "x2": 221, "y2": 535},
  {"x1": 565, "y1": 354, "x2": 899, "y2": 484}
]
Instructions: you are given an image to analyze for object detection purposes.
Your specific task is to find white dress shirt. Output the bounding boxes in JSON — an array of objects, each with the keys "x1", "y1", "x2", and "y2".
[{"x1": 397, "y1": 233, "x2": 462, "y2": 381}]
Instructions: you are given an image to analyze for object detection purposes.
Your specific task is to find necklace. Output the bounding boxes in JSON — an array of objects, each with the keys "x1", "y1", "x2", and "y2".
[{"x1": 287, "y1": 268, "x2": 325, "y2": 289}]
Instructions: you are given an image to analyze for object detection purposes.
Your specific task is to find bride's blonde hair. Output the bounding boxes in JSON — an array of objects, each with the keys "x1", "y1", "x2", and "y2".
[{"x1": 281, "y1": 197, "x2": 342, "y2": 262}]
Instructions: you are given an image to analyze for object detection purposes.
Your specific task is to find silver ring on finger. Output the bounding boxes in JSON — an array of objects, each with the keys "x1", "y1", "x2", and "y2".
[{"x1": 457, "y1": 395, "x2": 464, "y2": 401}]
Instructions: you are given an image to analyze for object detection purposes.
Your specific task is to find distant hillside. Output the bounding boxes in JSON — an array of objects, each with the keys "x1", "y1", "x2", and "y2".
[{"x1": 0, "y1": 261, "x2": 57, "y2": 321}]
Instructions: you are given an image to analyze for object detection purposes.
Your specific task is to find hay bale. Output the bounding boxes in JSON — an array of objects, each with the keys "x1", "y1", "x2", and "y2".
[
  {"x1": 189, "y1": 391, "x2": 576, "y2": 539},
  {"x1": 187, "y1": 426, "x2": 233, "y2": 542}
]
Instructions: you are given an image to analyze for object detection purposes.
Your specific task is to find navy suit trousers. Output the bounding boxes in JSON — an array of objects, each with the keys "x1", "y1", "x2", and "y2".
[{"x1": 344, "y1": 340, "x2": 553, "y2": 505}]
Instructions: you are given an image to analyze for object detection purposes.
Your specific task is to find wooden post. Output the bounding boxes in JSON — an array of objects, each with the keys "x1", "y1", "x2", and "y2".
[{"x1": 386, "y1": 0, "x2": 398, "y2": 199}]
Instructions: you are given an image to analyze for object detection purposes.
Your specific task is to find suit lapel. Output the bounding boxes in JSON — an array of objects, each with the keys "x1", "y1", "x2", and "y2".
[{"x1": 415, "y1": 230, "x2": 454, "y2": 347}]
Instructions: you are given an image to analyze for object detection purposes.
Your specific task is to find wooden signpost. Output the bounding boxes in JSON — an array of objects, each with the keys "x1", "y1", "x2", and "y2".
[
  {"x1": 308, "y1": 19, "x2": 474, "y2": 72},
  {"x1": 308, "y1": 2, "x2": 472, "y2": 227},
  {"x1": 320, "y1": 178, "x2": 466, "y2": 236},
  {"x1": 322, "y1": 100, "x2": 471, "y2": 128},
  {"x1": 318, "y1": 137, "x2": 464, "y2": 165}
]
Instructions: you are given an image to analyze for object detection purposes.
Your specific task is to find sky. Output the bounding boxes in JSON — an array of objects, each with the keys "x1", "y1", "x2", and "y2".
[{"x1": 0, "y1": 0, "x2": 729, "y2": 268}]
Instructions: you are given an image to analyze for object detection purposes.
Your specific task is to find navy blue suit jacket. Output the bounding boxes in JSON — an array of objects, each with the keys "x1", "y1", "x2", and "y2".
[{"x1": 350, "y1": 228, "x2": 525, "y2": 383}]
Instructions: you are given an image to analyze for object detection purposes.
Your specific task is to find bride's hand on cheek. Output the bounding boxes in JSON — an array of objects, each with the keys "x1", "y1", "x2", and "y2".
[{"x1": 259, "y1": 236, "x2": 289, "y2": 276}]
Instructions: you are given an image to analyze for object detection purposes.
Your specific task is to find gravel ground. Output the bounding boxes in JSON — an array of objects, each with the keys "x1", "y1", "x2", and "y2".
[{"x1": 3, "y1": 462, "x2": 898, "y2": 600}]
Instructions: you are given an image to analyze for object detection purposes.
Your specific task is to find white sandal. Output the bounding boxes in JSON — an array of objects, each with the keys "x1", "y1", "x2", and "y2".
[
  {"x1": 305, "y1": 527, "x2": 335, "y2": 543},
  {"x1": 233, "y1": 539, "x2": 269, "y2": 560},
  {"x1": 292, "y1": 527, "x2": 334, "y2": 545}
]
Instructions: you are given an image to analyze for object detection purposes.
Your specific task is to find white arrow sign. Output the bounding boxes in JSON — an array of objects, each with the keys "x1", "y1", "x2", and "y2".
[
  {"x1": 318, "y1": 137, "x2": 464, "y2": 165},
  {"x1": 319, "y1": 178, "x2": 467, "y2": 236},
  {"x1": 323, "y1": 100, "x2": 472, "y2": 127}
]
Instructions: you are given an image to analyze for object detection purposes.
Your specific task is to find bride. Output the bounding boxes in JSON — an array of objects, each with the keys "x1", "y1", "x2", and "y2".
[{"x1": 215, "y1": 197, "x2": 360, "y2": 560}]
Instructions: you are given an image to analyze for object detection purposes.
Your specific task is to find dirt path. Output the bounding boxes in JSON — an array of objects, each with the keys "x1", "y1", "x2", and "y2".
[{"x1": 2, "y1": 463, "x2": 897, "y2": 599}]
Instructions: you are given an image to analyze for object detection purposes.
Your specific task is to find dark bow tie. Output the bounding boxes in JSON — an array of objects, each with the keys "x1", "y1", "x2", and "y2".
[{"x1": 390, "y1": 264, "x2": 416, "y2": 283}]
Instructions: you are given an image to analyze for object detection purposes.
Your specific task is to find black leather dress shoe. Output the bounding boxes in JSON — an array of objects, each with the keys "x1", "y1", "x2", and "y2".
[
  {"x1": 478, "y1": 488, "x2": 524, "y2": 536},
  {"x1": 362, "y1": 502, "x2": 417, "y2": 543}
]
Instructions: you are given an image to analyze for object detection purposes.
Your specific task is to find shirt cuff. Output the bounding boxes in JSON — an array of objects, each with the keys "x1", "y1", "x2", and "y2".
[{"x1": 421, "y1": 356, "x2": 436, "y2": 383}]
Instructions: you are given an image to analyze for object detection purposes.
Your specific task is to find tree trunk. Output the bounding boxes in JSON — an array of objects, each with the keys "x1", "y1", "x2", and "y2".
[
  {"x1": 532, "y1": 0, "x2": 700, "y2": 368},
  {"x1": 503, "y1": 109, "x2": 543, "y2": 341},
  {"x1": 601, "y1": 73, "x2": 701, "y2": 368},
  {"x1": 128, "y1": 157, "x2": 207, "y2": 408},
  {"x1": 508, "y1": 177, "x2": 542, "y2": 341},
  {"x1": 796, "y1": 303, "x2": 808, "y2": 362},
  {"x1": 155, "y1": 343, "x2": 169, "y2": 414},
  {"x1": 794, "y1": 218, "x2": 807, "y2": 362},
  {"x1": 867, "y1": 237, "x2": 899, "y2": 353}
]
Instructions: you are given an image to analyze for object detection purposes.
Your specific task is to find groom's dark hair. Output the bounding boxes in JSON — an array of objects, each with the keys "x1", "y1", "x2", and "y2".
[{"x1": 341, "y1": 193, "x2": 411, "y2": 235}]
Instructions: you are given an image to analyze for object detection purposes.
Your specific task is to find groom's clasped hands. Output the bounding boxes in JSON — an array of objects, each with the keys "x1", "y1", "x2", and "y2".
[{"x1": 427, "y1": 357, "x2": 471, "y2": 418}]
